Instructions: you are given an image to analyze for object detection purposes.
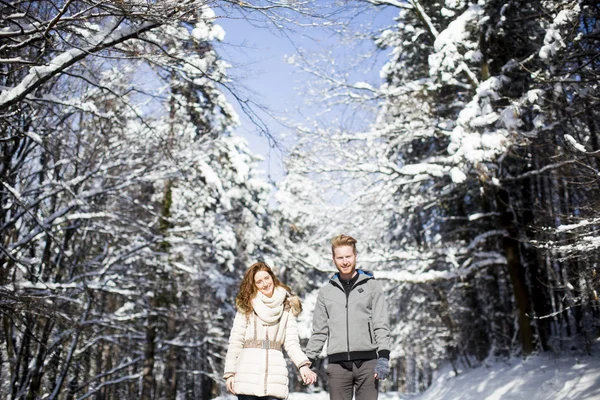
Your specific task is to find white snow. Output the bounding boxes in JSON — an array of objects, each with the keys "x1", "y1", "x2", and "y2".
[
  {"x1": 214, "y1": 341, "x2": 600, "y2": 399},
  {"x1": 556, "y1": 218, "x2": 600, "y2": 233},
  {"x1": 25, "y1": 131, "x2": 43, "y2": 144},
  {"x1": 0, "y1": 20, "x2": 157, "y2": 107},
  {"x1": 428, "y1": 4, "x2": 482, "y2": 83},
  {"x1": 399, "y1": 163, "x2": 447, "y2": 178},
  {"x1": 564, "y1": 134, "x2": 587, "y2": 153},
  {"x1": 449, "y1": 167, "x2": 467, "y2": 183},
  {"x1": 539, "y1": 5, "x2": 581, "y2": 61},
  {"x1": 393, "y1": 344, "x2": 600, "y2": 400}
]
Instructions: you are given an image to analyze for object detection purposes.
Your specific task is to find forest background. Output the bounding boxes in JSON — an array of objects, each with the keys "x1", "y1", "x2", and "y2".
[{"x1": 1, "y1": 1, "x2": 599, "y2": 399}]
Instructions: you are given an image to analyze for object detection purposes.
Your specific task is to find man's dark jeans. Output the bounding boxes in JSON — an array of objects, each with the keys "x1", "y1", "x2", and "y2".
[{"x1": 327, "y1": 359, "x2": 379, "y2": 400}]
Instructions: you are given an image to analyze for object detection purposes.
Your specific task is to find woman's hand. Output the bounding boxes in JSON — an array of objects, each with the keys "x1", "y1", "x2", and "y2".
[
  {"x1": 226, "y1": 376, "x2": 236, "y2": 394},
  {"x1": 299, "y1": 365, "x2": 317, "y2": 385}
]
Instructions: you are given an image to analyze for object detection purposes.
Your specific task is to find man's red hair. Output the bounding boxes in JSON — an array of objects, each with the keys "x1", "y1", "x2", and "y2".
[{"x1": 331, "y1": 234, "x2": 358, "y2": 256}]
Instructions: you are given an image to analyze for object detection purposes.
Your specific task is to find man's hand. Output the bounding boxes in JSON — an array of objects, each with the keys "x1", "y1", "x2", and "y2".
[{"x1": 373, "y1": 358, "x2": 389, "y2": 380}]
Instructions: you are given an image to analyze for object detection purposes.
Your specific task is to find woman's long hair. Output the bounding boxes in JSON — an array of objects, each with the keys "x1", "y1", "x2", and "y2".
[{"x1": 235, "y1": 262, "x2": 292, "y2": 314}]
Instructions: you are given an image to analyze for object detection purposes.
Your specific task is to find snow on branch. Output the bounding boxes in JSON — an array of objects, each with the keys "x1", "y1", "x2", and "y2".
[
  {"x1": 70, "y1": 357, "x2": 143, "y2": 396},
  {"x1": 0, "y1": 20, "x2": 161, "y2": 110},
  {"x1": 539, "y1": 3, "x2": 581, "y2": 61},
  {"x1": 465, "y1": 230, "x2": 506, "y2": 251},
  {"x1": 76, "y1": 373, "x2": 143, "y2": 400},
  {"x1": 428, "y1": 3, "x2": 481, "y2": 87},
  {"x1": 376, "y1": 254, "x2": 506, "y2": 283},
  {"x1": 531, "y1": 217, "x2": 600, "y2": 257},
  {"x1": 532, "y1": 217, "x2": 600, "y2": 238},
  {"x1": 564, "y1": 134, "x2": 600, "y2": 158},
  {"x1": 555, "y1": 236, "x2": 600, "y2": 254},
  {"x1": 502, "y1": 160, "x2": 579, "y2": 181},
  {"x1": 409, "y1": 0, "x2": 439, "y2": 37},
  {"x1": 555, "y1": 218, "x2": 600, "y2": 233},
  {"x1": 365, "y1": 0, "x2": 411, "y2": 9}
]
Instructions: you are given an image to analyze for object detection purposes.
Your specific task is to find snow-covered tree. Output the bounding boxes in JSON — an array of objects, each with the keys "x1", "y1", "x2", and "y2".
[
  {"x1": 281, "y1": 0, "x2": 600, "y2": 393},
  {"x1": 0, "y1": 2, "x2": 305, "y2": 398}
]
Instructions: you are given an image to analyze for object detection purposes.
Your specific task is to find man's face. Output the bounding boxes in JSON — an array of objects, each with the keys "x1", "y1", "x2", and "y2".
[{"x1": 332, "y1": 245, "x2": 357, "y2": 279}]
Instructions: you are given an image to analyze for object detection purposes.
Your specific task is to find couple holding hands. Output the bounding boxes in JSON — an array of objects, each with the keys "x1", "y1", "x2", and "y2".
[{"x1": 223, "y1": 234, "x2": 391, "y2": 400}]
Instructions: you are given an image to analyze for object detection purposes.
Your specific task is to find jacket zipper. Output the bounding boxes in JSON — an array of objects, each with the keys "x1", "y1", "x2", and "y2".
[
  {"x1": 345, "y1": 291, "x2": 350, "y2": 360},
  {"x1": 262, "y1": 310, "x2": 286, "y2": 396},
  {"x1": 253, "y1": 313, "x2": 270, "y2": 396},
  {"x1": 264, "y1": 347, "x2": 269, "y2": 395}
]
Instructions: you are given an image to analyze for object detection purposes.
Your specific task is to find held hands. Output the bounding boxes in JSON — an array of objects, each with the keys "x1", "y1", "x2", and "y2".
[
  {"x1": 373, "y1": 358, "x2": 389, "y2": 380},
  {"x1": 226, "y1": 376, "x2": 236, "y2": 394},
  {"x1": 299, "y1": 365, "x2": 317, "y2": 385}
]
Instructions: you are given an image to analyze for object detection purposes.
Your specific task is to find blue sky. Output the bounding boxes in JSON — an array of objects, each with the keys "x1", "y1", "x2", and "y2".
[
  {"x1": 214, "y1": 4, "x2": 399, "y2": 182},
  {"x1": 215, "y1": 15, "x2": 304, "y2": 182}
]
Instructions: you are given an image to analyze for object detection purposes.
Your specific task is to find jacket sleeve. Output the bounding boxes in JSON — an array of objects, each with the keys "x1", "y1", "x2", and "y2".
[
  {"x1": 371, "y1": 280, "x2": 391, "y2": 359},
  {"x1": 282, "y1": 314, "x2": 310, "y2": 369},
  {"x1": 304, "y1": 290, "x2": 328, "y2": 363},
  {"x1": 223, "y1": 311, "x2": 247, "y2": 379}
]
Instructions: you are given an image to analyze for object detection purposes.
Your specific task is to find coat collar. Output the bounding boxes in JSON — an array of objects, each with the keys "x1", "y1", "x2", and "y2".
[{"x1": 330, "y1": 269, "x2": 373, "y2": 285}]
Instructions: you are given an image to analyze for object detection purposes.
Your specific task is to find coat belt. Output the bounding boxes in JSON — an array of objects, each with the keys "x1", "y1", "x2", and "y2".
[{"x1": 243, "y1": 339, "x2": 282, "y2": 351}]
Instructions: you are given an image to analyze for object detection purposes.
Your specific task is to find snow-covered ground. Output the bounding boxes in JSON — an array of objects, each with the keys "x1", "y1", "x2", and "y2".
[
  {"x1": 217, "y1": 342, "x2": 600, "y2": 400},
  {"x1": 390, "y1": 344, "x2": 600, "y2": 400}
]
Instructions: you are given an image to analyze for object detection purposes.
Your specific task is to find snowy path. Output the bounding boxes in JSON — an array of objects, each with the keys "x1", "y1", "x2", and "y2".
[
  {"x1": 217, "y1": 345, "x2": 600, "y2": 400},
  {"x1": 288, "y1": 348, "x2": 600, "y2": 400}
]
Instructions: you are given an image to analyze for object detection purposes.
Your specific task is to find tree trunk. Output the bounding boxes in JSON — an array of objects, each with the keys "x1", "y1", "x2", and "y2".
[
  {"x1": 496, "y1": 188, "x2": 533, "y2": 355},
  {"x1": 162, "y1": 97, "x2": 178, "y2": 400},
  {"x1": 523, "y1": 158, "x2": 550, "y2": 350},
  {"x1": 26, "y1": 318, "x2": 54, "y2": 399},
  {"x1": 164, "y1": 310, "x2": 178, "y2": 400},
  {"x1": 141, "y1": 318, "x2": 157, "y2": 400}
]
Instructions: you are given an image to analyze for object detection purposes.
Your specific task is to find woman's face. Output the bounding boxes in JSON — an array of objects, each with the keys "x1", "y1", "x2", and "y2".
[{"x1": 254, "y1": 270, "x2": 274, "y2": 298}]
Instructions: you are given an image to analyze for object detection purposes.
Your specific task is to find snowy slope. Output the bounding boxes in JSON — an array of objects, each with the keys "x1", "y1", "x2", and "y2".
[{"x1": 394, "y1": 346, "x2": 600, "y2": 400}]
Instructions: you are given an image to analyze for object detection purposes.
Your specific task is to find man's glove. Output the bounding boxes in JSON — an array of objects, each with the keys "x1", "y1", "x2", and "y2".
[{"x1": 374, "y1": 357, "x2": 389, "y2": 380}]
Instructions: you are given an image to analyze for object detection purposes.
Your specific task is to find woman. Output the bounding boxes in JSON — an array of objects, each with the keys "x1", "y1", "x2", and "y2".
[{"x1": 223, "y1": 262, "x2": 317, "y2": 400}]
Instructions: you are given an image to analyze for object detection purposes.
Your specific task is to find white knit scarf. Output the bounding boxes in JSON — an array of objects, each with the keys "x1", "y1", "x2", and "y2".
[{"x1": 252, "y1": 286, "x2": 287, "y2": 325}]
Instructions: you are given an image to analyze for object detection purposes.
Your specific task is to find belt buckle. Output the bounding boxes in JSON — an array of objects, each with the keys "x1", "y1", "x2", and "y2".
[{"x1": 261, "y1": 340, "x2": 270, "y2": 349}]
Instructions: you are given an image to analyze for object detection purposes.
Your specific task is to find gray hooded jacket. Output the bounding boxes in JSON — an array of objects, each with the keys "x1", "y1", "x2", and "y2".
[{"x1": 305, "y1": 270, "x2": 391, "y2": 363}]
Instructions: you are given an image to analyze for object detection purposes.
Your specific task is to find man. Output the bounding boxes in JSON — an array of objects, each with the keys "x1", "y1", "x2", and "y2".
[{"x1": 305, "y1": 234, "x2": 391, "y2": 400}]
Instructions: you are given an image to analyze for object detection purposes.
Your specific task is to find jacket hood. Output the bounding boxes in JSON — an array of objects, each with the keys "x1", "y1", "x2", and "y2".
[
  {"x1": 330, "y1": 269, "x2": 374, "y2": 283},
  {"x1": 285, "y1": 294, "x2": 302, "y2": 317}
]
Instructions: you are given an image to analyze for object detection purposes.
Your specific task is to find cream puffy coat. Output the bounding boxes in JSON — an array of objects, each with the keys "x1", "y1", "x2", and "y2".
[{"x1": 223, "y1": 294, "x2": 309, "y2": 399}]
